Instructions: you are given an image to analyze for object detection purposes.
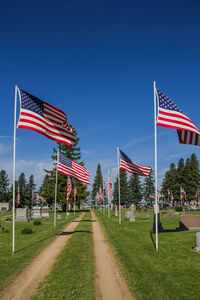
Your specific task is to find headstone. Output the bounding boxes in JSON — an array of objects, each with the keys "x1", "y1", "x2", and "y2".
[
  {"x1": 115, "y1": 206, "x2": 118, "y2": 216},
  {"x1": 32, "y1": 206, "x2": 41, "y2": 219},
  {"x1": 135, "y1": 213, "x2": 141, "y2": 219},
  {"x1": 162, "y1": 213, "x2": 168, "y2": 218},
  {"x1": 146, "y1": 213, "x2": 150, "y2": 219},
  {"x1": 178, "y1": 214, "x2": 200, "y2": 230},
  {"x1": 16, "y1": 208, "x2": 30, "y2": 222},
  {"x1": 125, "y1": 211, "x2": 131, "y2": 218},
  {"x1": 143, "y1": 208, "x2": 147, "y2": 212},
  {"x1": 194, "y1": 232, "x2": 200, "y2": 251},
  {"x1": 129, "y1": 205, "x2": 135, "y2": 222},
  {"x1": 0, "y1": 202, "x2": 9, "y2": 212},
  {"x1": 57, "y1": 214, "x2": 62, "y2": 220},
  {"x1": 41, "y1": 206, "x2": 50, "y2": 218}
]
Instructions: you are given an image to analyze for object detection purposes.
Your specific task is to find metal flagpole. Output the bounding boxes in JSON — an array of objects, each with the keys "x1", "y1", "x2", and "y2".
[
  {"x1": 12, "y1": 85, "x2": 18, "y2": 253},
  {"x1": 54, "y1": 149, "x2": 59, "y2": 227},
  {"x1": 154, "y1": 81, "x2": 158, "y2": 251},
  {"x1": 74, "y1": 183, "x2": 75, "y2": 216},
  {"x1": 66, "y1": 176, "x2": 69, "y2": 219},
  {"x1": 108, "y1": 170, "x2": 110, "y2": 218},
  {"x1": 117, "y1": 147, "x2": 121, "y2": 224}
]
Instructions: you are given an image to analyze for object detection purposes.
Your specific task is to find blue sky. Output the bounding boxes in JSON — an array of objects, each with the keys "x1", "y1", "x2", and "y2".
[{"x1": 0, "y1": 0, "x2": 199, "y2": 191}]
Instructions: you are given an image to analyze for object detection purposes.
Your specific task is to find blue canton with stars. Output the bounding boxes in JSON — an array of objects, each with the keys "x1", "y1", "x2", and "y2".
[
  {"x1": 20, "y1": 90, "x2": 44, "y2": 116},
  {"x1": 59, "y1": 152, "x2": 72, "y2": 168},
  {"x1": 157, "y1": 90, "x2": 183, "y2": 113}
]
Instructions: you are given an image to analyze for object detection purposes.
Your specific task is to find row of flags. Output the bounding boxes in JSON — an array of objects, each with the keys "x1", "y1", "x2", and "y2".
[{"x1": 66, "y1": 178, "x2": 77, "y2": 203}]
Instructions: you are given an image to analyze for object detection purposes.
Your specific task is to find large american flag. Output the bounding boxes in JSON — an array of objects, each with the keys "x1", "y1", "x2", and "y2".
[
  {"x1": 67, "y1": 177, "x2": 72, "y2": 202},
  {"x1": 108, "y1": 176, "x2": 113, "y2": 200},
  {"x1": 57, "y1": 152, "x2": 90, "y2": 185},
  {"x1": 156, "y1": 89, "x2": 200, "y2": 146},
  {"x1": 17, "y1": 89, "x2": 76, "y2": 146},
  {"x1": 119, "y1": 149, "x2": 151, "y2": 177}
]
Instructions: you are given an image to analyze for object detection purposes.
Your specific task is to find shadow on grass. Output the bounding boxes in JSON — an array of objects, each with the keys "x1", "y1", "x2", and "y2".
[
  {"x1": 72, "y1": 220, "x2": 96, "y2": 223},
  {"x1": 58, "y1": 230, "x2": 92, "y2": 236},
  {"x1": 150, "y1": 230, "x2": 156, "y2": 250}
]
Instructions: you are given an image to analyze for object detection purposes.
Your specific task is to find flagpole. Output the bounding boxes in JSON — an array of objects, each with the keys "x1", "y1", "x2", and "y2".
[
  {"x1": 154, "y1": 81, "x2": 158, "y2": 251},
  {"x1": 108, "y1": 170, "x2": 110, "y2": 218},
  {"x1": 54, "y1": 149, "x2": 59, "y2": 227},
  {"x1": 12, "y1": 85, "x2": 18, "y2": 253},
  {"x1": 74, "y1": 183, "x2": 75, "y2": 216},
  {"x1": 117, "y1": 147, "x2": 121, "y2": 224},
  {"x1": 66, "y1": 176, "x2": 68, "y2": 219}
]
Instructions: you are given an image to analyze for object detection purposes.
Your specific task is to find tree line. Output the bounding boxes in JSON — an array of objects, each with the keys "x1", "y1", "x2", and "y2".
[{"x1": 92, "y1": 153, "x2": 200, "y2": 205}]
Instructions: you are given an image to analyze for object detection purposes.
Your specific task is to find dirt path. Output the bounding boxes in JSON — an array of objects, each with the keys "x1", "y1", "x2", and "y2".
[
  {"x1": 0, "y1": 213, "x2": 85, "y2": 300},
  {"x1": 91, "y1": 210, "x2": 134, "y2": 300}
]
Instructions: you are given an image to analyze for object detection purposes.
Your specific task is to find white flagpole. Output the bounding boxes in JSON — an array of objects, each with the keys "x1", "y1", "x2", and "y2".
[
  {"x1": 54, "y1": 149, "x2": 59, "y2": 227},
  {"x1": 154, "y1": 81, "x2": 158, "y2": 251},
  {"x1": 117, "y1": 147, "x2": 121, "y2": 224},
  {"x1": 12, "y1": 85, "x2": 18, "y2": 253},
  {"x1": 108, "y1": 170, "x2": 110, "y2": 218},
  {"x1": 74, "y1": 183, "x2": 75, "y2": 216},
  {"x1": 66, "y1": 176, "x2": 68, "y2": 219}
]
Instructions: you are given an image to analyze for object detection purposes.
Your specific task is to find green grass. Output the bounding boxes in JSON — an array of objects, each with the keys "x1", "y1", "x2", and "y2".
[
  {"x1": 95, "y1": 209, "x2": 200, "y2": 300},
  {"x1": 33, "y1": 211, "x2": 95, "y2": 300},
  {"x1": 0, "y1": 211, "x2": 80, "y2": 291}
]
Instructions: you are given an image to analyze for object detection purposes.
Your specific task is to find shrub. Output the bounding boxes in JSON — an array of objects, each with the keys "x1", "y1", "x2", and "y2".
[
  {"x1": 21, "y1": 227, "x2": 33, "y2": 234},
  {"x1": 175, "y1": 206, "x2": 183, "y2": 212},
  {"x1": 33, "y1": 219, "x2": 42, "y2": 225}
]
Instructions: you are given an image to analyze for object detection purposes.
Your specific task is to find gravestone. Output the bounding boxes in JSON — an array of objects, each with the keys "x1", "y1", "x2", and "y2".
[
  {"x1": 135, "y1": 213, "x2": 141, "y2": 219},
  {"x1": 143, "y1": 208, "x2": 147, "y2": 212},
  {"x1": 146, "y1": 213, "x2": 150, "y2": 219},
  {"x1": 41, "y1": 206, "x2": 50, "y2": 218},
  {"x1": 16, "y1": 208, "x2": 30, "y2": 222},
  {"x1": 32, "y1": 206, "x2": 41, "y2": 219},
  {"x1": 194, "y1": 232, "x2": 200, "y2": 251},
  {"x1": 0, "y1": 202, "x2": 9, "y2": 212},
  {"x1": 178, "y1": 215, "x2": 200, "y2": 230},
  {"x1": 162, "y1": 213, "x2": 168, "y2": 218},
  {"x1": 130, "y1": 205, "x2": 135, "y2": 222},
  {"x1": 125, "y1": 211, "x2": 131, "y2": 218},
  {"x1": 57, "y1": 214, "x2": 62, "y2": 220},
  {"x1": 115, "y1": 206, "x2": 118, "y2": 216}
]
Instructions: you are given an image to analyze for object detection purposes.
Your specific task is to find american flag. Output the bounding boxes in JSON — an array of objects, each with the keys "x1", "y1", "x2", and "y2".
[
  {"x1": 177, "y1": 129, "x2": 200, "y2": 146},
  {"x1": 17, "y1": 185, "x2": 20, "y2": 205},
  {"x1": 57, "y1": 152, "x2": 90, "y2": 185},
  {"x1": 17, "y1": 89, "x2": 76, "y2": 146},
  {"x1": 103, "y1": 183, "x2": 107, "y2": 197},
  {"x1": 180, "y1": 187, "x2": 187, "y2": 201},
  {"x1": 156, "y1": 89, "x2": 200, "y2": 146},
  {"x1": 99, "y1": 187, "x2": 104, "y2": 202},
  {"x1": 67, "y1": 177, "x2": 72, "y2": 202},
  {"x1": 74, "y1": 183, "x2": 77, "y2": 202},
  {"x1": 119, "y1": 149, "x2": 151, "y2": 177},
  {"x1": 108, "y1": 176, "x2": 113, "y2": 200}
]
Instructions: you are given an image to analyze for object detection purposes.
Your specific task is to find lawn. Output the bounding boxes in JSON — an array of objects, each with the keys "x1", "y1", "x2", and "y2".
[
  {"x1": 0, "y1": 210, "x2": 80, "y2": 291},
  {"x1": 33, "y1": 211, "x2": 95, "y2": 300},
  {"x1": 95, "y1": 209, "x2": 200, "y2": 300}
]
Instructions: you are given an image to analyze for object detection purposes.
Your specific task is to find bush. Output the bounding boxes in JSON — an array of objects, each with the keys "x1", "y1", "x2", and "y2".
[
  {"x1": 175, "y1": 206, "x2": 183, "y2": 212},
  {"x1": 33, "y1": 219, "x2": 42, "y2": 225},
  {"x1": 21, "y1": 227, "x2": 33, "y2": 234}
]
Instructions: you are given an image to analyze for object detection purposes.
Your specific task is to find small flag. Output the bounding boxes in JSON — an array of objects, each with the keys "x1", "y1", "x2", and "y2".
[
  {"x1": 38, "y1": 195, "x2": 45, "y2": 202},
  {"x1": 119, "y1": 149, "x2": 151, "y2": 177},
  {"x1": 17, "y1": 185, "x2": 20, "y2": 205},
  {"x1": 74, "y1": 183, "x2": 77, "y2": 202},
  {"x1": 58, "y1": 152, "x2": 90, "y2": 185},
  {"x1": 103, "y1": 183, "x2": 107, "y2": 197},
  {"x1": 67, "y1": 177, "x2": 72, "y2": 202},
  {"x1": 17, "y1": 89, "x2": 76, "y2": 146},
  {"x1": 99, "y1": 187, "x2": 104, "y2": 202},
  {"x1": 108, "y1": 176, "x2": 113, "y2": 200}
]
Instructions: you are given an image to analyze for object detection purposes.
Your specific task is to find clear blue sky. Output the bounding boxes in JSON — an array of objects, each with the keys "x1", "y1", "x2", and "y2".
[{"x1": 0, "y1": 0, "x2": 199, "y2": 191}]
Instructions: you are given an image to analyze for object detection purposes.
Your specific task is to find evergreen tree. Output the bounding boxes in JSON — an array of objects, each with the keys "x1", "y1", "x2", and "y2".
[
  {"x1": 128, "y1": 174, "x2": 142, "y2": 205},
  {"x1": 184, "y1": 153, "x2": 200, "y2": 201},
  {"x1": 27, "y1": 175, "x2": 36, "y2": 208},
  {"x1": 161, "y1": 163, "x2": 177, "y2": 200},
  {"x1": 18, "y1": 172, "x2": 29, "y2": 207},
  {"x1": 92, "y1": 164, "x2": 103, "y2": 202},
  {"x1": 112, "y1": 169, "x2": 128, "y2": 206},
  {"x1": 143, "y1": 169, "x2": 155, "y2": 201},
  {"x1": 0, "y1": 170, "x2": 10, "y2": 202},
  {"x1": 39, "y1": 174, "x2": 55, "y2": 205}
]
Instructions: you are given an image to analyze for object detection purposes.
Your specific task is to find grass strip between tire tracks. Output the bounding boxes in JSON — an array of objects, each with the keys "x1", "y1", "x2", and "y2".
[{"x1": 33, "y1": 211, "x2": 95, "y2": 300}]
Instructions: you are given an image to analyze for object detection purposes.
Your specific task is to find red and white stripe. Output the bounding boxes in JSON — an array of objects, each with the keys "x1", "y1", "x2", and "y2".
[
  {"x1": 58, "y1": 160, "x2": 90, "y2": 185},
  {"x1": 67, "y1": 178, "x2": 72, "y2": 202},
  {"x1": 120, "y1": 160, "x2": 151, "y2": 177},
  {"x1": 177, "y1": 129, "x2": 200, "y2": 146}
]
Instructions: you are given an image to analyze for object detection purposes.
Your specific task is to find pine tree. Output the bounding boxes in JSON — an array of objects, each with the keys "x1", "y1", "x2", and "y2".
[
  {"x1": 143, "y1": 169, "x2": 155, "y2": 201},
  {"x1": 112, "y1": 169, "x2": 128, "y2": 206},
  {"x1": 128, "y1": 174, "x2": 142, "y2": 205},
  {"x1": 27, "y1": 175, "x2": 36, "y2": 208},
  {"x1": 0, "y1": 170, "x2": 10, "y2": 202},
  {"x1": 184, "y1": 153, "x2": 200, "y2": 201},
  {"x1": 161, "y1": 163, "x2": 177, "y2": 200},
  {"x1": 92, "y1": 164, "x2": 103, "y2": 202},
  {"x1": 18, "y1": 172, "x2": 29, "y2": 207}
]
